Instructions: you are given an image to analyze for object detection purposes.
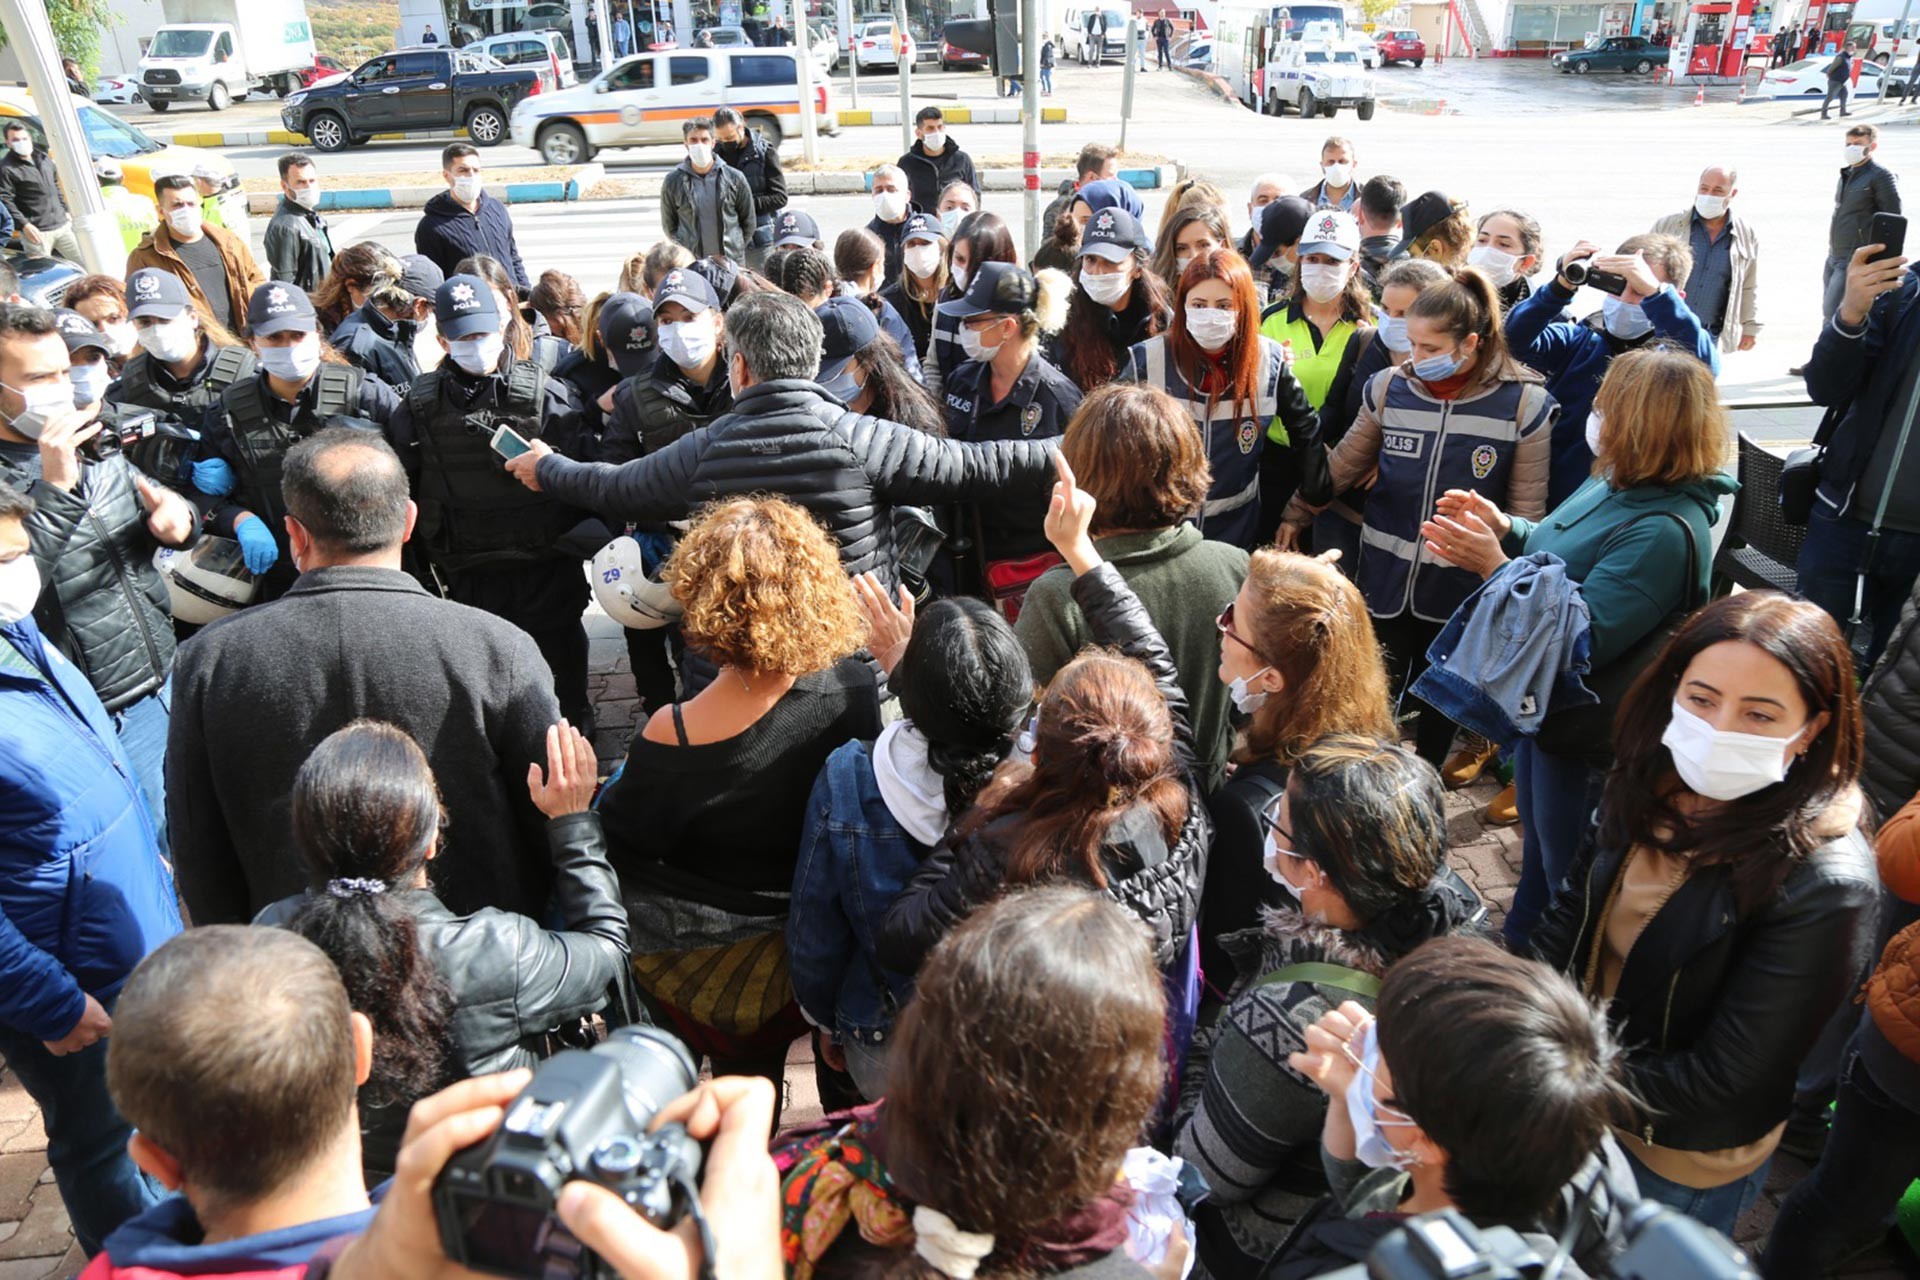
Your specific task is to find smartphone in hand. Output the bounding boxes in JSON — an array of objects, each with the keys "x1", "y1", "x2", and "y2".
[
  {"x1": 1869, "y1": 212, "x2": 1908, "y2": 265},
  {"x1": 490, "y1": 423, "x2": 534, "y2": 460}
]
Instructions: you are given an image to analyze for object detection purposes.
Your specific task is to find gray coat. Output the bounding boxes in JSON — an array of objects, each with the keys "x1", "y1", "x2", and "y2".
[
  {"x1": 659, "y1": 158, "x2": 755, "y2": 262},
  {"x1": 167, "y1": 565, "x2": 559, "y2": 924},
  {"x1": 262, "y1": 195, "x2": 335, "y2": 291}
]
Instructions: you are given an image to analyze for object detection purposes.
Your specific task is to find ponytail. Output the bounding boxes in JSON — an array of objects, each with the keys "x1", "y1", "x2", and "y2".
[
  {"x1": 1408, "y1": 265, "x2": 1512, "y2": 376},
  {"x1": 1025, "y1": 267, "x2": 1073, "y2": 337}
]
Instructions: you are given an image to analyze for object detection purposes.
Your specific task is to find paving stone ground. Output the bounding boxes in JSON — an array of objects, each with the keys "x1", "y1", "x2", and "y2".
[{"x1": 1, "y1": 611, "x2": 1911, "y2": 1276}]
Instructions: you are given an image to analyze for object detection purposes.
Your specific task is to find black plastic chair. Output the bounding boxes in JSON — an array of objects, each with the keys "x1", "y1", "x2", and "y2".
[{"x1": 1713, "y1": 432, "x2": 1808, "y2": 596}]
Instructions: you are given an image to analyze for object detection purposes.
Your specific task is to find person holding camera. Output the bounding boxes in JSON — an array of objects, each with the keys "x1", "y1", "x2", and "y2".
[
  {"x1": 1503, "y1": 233, "x2": 1719, "y2": 508},
  {"x1": 255, "y1": 717, "x2": 631, "y2": 1183},
  {"x1": 1270, "y1": 937, "x2": 1639, "y2": 1278},
  {"x1": 84, "y1": 927, "x2": 380, "y2": 1279},
  {"x1": 0, "y1": 306, "x2": 199, "y2": 856}
]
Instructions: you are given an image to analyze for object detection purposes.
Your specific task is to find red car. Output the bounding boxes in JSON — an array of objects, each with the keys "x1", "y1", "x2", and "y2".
[
  {"x1": 1375, "y1": 28, "x2": 1426, "y2": 66},
  {"x1": 293, "y1": 56, "x2": 349, "y2": 89},
  {"x1": 940, "y1": 19, "x2": 990, "y2": 69}
]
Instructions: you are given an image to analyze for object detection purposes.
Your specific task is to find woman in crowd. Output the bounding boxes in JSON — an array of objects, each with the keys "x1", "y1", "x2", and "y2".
[
  {"x1": 1255, "y1": 211, "x2": 1377, "y2": 541},
  {"x1": 552, "y1": 291, "x2": 622, "y2": 443},
  {"x1": 924, "y1": 211, "x2": 1019, "y2": 401},
  {"x1": 599, "y1": 266, "x2": 732, "y2": 466},
  {"x1": 1125, "y1": 248, "x2": 1322, "y2": 548},
  {"x1": 781, "y1": 887, "x2": 1168, "y2": 1280},
  {"x1": 105, "y1": 272, "x2": 251, "y2": 430},
  {"x1": 1422, "y1": 347, "x2": 1736, "y2": 947},
  {"x1": 64, "y1": 275, "x2": 135, "y2": 374},
  {"x1": 1530, "y1": 592, "x2": 1881, "y2": 1234},
  {"x1": 765, "y1": 245, "x2": 836, "y2": 306},
  {"x1": 529, "y1": 268, "x2": 587, "y2": 352},
  {"x1": 594, "y1": 497, "x2": 880, "y2": 1110},
  {"x1": 1316, "y1": 258, "x2": 1448, "y2": 567},
  {"x1": 1176, "y1": 736, "x2": 1481, "y2": 1279},
  {"x1": 1401, "y1": 191, "x2": 1473, "y2": 268},
  {"x1": 1034, "y1": 174, "x2": 1150, "y2": 275},
  {"x1": 817, "y1": 296, "x2": 943, "y2": 433},
  {"x1": 632, "y1": 241, "x2": 693, "y2": 297},
  {"x1": 1279, "y1": 267, "x2": 1553, "y2": 768},
  {"x1": 1017, "y1": 383, "x2": 1249, "y2": 787},
  {"x1": 1159, "y1": 177, "x2": 1232, "y2": 242},
  {"x1": 879, "y1": 453, "x2": 1208, "y2": 978},
  {"x1": 1470, "y1": 208, "x2": 1544, "y2": 313},
  {"x1": 935, "y1": 179, "x2": 980, "y2": 237},
  {"x1": 830, "y1": 227, "x2": 923, "y2": 380},
  {"x1": 1199, "y1": 552, "x2": 1397, "y2": 983},
  {"x1": 1274, "y1": 937, "x2": 1636, "y2": 1277},
  {"x1": 790, "y1": 592, "x2": 1033, "y2": 1102},
  {"x1": 258, "y1": 718, "x2": 629, "y2": 1182},
  {"x1": 312, "y1": 242, "x2": 403, "y2": 335},
  {"x1": 456, "y1": 253, "x2": 536, "y2": 363},
  {"x1": 331, "y1": 268, "x2": 428, "y2": 388},
  {"x1": 1151, "y1": 205, "x2": 1230, "y2": 294},
  {"x1": 1053, "y1": 205, "x2": 1171, "y2": 394},
  {"x1": 878, "y1": 212, "x2": 946, "y2": 360}
]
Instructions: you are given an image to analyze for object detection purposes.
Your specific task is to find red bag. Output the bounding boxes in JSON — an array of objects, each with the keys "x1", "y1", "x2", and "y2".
[{"x1": 983, "y1": 551, "x2": 1064, "y2": 622}]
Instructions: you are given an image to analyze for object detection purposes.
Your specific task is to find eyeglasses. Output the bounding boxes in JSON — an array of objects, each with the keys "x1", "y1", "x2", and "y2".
[
  {"x1": 1257, "y1": 794, "x2": 1313, "y2": 866},
  {"x1": 1216, "y1": 600, "x2": 1259, "y2": 654}
]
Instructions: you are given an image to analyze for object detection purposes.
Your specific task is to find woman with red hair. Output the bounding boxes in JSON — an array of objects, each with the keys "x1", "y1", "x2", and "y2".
[{"x1": 1122, "y1": 248, "x2": 1325, "y2": 549}]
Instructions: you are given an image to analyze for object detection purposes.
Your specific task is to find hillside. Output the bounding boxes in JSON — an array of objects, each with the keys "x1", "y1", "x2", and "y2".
[{"x1": 308, "y1": 0, "x2": 405, "y2": 63}]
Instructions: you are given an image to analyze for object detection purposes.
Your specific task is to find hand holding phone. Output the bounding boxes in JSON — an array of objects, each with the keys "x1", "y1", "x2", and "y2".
[
  {"x1": 489, "y1": 423, "x2": 534, "y2": 460},
  {"x1": 1869, "y1": 212, "x2": 1908, "y2": 264}
]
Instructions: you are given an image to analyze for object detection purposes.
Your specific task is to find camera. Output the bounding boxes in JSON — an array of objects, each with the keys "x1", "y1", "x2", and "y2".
[
  {"x1": 85, "y1": 403, "x2": 201, "y2": 487},
  {"x1": 1321, "y1": 1203, "x2": 1754, "y2": 1279},
  {"x1": 433, "y1": 1026, "x2": 704, "y2": 1280},
  {"x1": 1562, "y1": 258, "x2": 1629, "y2": 297}
]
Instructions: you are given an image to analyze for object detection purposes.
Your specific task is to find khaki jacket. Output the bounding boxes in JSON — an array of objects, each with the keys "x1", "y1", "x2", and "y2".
[
  {"x1": 1651, "y1": 209, "x2": 1761, "y2": 353},
  {"x1": 125, "y1": 220, "x2": 265, "y2": 336}
]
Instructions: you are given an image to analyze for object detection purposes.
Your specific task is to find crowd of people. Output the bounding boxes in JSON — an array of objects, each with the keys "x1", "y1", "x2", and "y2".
[{"x1": 2, "y1": 113, "x2": 1919, "y2": 1280}]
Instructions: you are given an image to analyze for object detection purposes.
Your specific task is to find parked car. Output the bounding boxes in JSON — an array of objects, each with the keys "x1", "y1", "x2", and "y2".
[
  {"x1": 5, "y1": 248, "x2": 83, "y2": 310},
  {"x1": 1552, "y1": 33, "x2": 1660, "y2": 73},
  {"x1": 697, "y1": 25, "x2": 755, "y2": 46},
  {"x1": 468, "y1": 29, "x2": 577, "y2": 89},
  {"x1": 1756, "y1": 54, "x2": 1885, "y2": 97},
  {"x1": 940, "y1": 17, "x2": 991, "y2": 69},
  {"x1": 282, "y1": 46, "x2": 541, "y2": 151},
  {"x1": 511, "y1": 47, "x2": 838, "y2": 164},
  {"x1": 1261, "y1": 36, "x2": 1375, "y2": 116},
  {"x1": 1063, "y1": 5, "x2": 1128, "y2": 61},
  {"x1": 93, "y1": 74, "x2": 141, "y2": 103},
  {"x1": 851, "y1": 17, "x2": 915, "y2": 69},
  {"x1": 292, "y1": 55, "x2": 349, "y2": 89},
  {"x1": 521, "y1": 2, "x2": 574, "y2": 31},
  {"x1": 810, "y1": 21, "x2": 840, "y2": 67},
  {"x1": 1375, "y1": 27, "x2": 1425, "y2": 65}
]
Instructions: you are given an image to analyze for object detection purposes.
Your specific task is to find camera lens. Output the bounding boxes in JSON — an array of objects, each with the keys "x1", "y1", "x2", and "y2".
[
  {"x1": 1563, "y1": 259, "x2": 1589, "y2": 285},
  {"x1": 593, "y1": 1027, "x2": 697, "y2": 1127}
]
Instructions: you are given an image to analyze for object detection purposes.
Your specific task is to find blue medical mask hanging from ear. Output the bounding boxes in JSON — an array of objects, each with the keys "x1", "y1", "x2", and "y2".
[{"x1": 1344, "y1": 1023, "x2": 1422, "y2": 1171}]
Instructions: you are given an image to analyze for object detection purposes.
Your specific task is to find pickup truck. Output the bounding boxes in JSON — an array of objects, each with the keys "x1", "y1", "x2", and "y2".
[{"x1": 280, "y1": 47, "x2": 540, "y2": 152}]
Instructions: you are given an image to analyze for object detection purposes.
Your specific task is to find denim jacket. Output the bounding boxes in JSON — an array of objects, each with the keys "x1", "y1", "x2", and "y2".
[
  {"x1": 789, "y1": 738, "x2": 927, "y2": 1046},
  {"x1": 1411, "y1": 552, "x2": 1597, "y2": 744}
]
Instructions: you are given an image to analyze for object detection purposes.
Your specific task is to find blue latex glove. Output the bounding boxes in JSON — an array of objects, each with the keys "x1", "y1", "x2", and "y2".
[
  {"x1": 191, "y1": 457, "x2": 236, "y2": 497},
  {"x1": 234, "y1": 516, "x2": 279, "y2": 574}
]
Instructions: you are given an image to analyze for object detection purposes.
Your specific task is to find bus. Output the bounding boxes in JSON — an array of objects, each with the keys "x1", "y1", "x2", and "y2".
[{"x1": 1213, "y1": 0, "x2": 1347, "y2": 108}]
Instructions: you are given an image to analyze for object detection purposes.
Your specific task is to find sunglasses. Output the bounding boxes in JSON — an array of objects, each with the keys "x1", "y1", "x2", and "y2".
[{"x1": 1216, "y1": 600, "x2": 1259, "y2": 655}]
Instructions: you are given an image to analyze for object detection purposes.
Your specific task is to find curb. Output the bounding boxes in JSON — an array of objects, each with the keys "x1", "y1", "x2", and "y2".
[
  {"x1": 834, "y1": 104, "x2": 1067, "y2": 125},
  {"x1": 170, "y1": 126, "x2": 474, "y2": 147}
]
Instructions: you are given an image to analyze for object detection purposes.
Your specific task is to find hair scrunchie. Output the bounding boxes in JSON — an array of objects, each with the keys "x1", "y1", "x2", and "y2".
[
  {"x1": 326, "y1": 877, "x2": 388, "y2": 899},
  {"x1": 912, "y1": 1206, "x2": 995, "y2": 1280}
]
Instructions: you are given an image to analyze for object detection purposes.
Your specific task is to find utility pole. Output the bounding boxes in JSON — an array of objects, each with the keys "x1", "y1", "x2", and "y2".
[
  {"x1": 894, "y1": 0, "x2": 913, "y2": 154},
  {"x1": 0, "y1": 0, "x2": 120, "y2": 274},
  {"x1": 596, "y1": 0, "x2": 615, "y2": 68},
  {"x1": 793, "y1": 1, "x2": 821, "y2": 164},
  {"x1": 1120, "y1": 15, "x2": 1137, "y2": 150},
  {"x1": 1021, "y1": 0, "x2": 1040, "y2": 258}
]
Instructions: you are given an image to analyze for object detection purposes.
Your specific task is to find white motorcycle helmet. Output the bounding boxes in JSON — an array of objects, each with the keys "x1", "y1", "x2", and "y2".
[
  {"x1": 589, "y1": 535, "x2": 682, "y2": 630},
  {"x1": 155, "y1": 536, "x2": 258, "y2": 625}
]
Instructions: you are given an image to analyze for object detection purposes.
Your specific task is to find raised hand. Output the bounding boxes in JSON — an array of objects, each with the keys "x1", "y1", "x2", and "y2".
[{"x1": 528, "y1": 718, "x2": 599, "y2": 818}]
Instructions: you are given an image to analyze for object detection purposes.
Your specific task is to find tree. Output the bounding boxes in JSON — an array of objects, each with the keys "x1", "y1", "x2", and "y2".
[
  {"x1": 1357, "y1": 0, "x2": 1395, "y2": 22},
  {"x1": 0, "y1": 0, "x2": 113, "y2": 79}
]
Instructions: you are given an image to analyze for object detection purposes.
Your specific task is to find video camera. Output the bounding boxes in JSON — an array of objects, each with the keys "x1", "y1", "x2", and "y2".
[
  {"x1": 1561, "y1": 258, "x2": 1629, "y2": 298},
  {"x1": 84, "y1": 402, "x2": 201, "y2": 487},
  {"x1": 432, "y1": 1026, "x2": 705, "y2": 1280},
  {"x1": 1321, "y1": 1202, "x2": 1754, "y2": 1280}
]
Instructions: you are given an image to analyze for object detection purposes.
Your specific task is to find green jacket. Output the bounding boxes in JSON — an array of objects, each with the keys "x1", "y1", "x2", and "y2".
[
  {"x1": 1016, "y1": 523, "x2": 1248, "y2": 787},
  {"x1": 1503, "y1": 471, "x2": 1739, "y2": 669}
]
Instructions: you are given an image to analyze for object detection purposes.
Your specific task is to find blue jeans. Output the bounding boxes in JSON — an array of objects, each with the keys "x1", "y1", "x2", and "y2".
[
  {"x1": 1796, "y1": 503, "x2": 1920, "y2": 670},
  {"x1": 0, "y1": 996, "x2": 163, "y2": 1255},
  {"x1": 1622, "y1": 1145, "x2": 1770, "y2": 1238},
  {"x1": 109, "y1": 681, "x2": 170, "y2": 860},
  {"x1": 1823, "y1": 252, "x2": 1850, "y2": 320},
  {"x1": 1042, "y1": 66, "x2": 1053, "y2": 92},
  {"x1": 1503, "y1": 739, "x2": 1599, "y2": 949}
]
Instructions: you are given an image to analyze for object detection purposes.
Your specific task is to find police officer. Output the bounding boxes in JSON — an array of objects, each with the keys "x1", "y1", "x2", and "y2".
[
  {"x1": 937, "y1": 261, "x2": 1080, "y2": 591},
  {"x1": 106, "y1": 270, "x2": 256, "y2": 486},
  {"x1": 600, "y1": 268, "x2": 733, "y2": 466},
  {"x1": 195, "y1": 282, "x2": 398, "y2": 603},
  {"x1": 771, "y1": 209, "x2": 825, "y2": 253},
  {"x1": 387, "y1": 274, "x2": 596, "y2": 726}
]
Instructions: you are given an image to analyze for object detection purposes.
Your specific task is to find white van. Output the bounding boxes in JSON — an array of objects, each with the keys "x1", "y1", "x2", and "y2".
[
  {"x1": 1062, "y1": 6, "x2": 1129, "y2": 60},
  {"x1": 509, "y1": 47, "x2": 838, "y2": 164},
  {"x1": 467, "y1": 29, "x2": 578, "y2": 90}
]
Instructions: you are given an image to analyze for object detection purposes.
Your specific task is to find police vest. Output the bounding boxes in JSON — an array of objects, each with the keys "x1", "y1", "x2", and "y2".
[
  {"x1": 221, "y1": 364, "x2": 369, "y2": 527},
  {"x1": 1131, "y1": 334, "x2": 1289, "y2": 546},
  {"x1": 116, "y1": 344, "x2": 255, "y2": 423},
  {"x1": 407, "y1": 360, "x2": 575, "y2": 571}
]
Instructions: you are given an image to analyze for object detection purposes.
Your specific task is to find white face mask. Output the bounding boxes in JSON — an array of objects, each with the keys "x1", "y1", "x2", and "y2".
[
  {"x1": 70, "y1": 361, "x2": 109, "y2": 406},
  {"x1": 904, "y1": 242, "x2": 942, "y2": 279},
  {"x1": 1300, "y1": 263, "x2": 1347, "y2": 303},
  {"x1": 958, "y1": 320, "x2": 1003, "y2": 363},
  {"x1": 7, "y1": 138, "x2": 31, "y2": 157},
  {"x1": 3, "y1": 377, "x2": 74, "y2": 440},
  {"x1": 1694, "y1": 193, "x2": 1729, "y2": 220},
  {"x1": 451, "y1": 173, "x2": 484, "y2": 204},
  {"x1": 258, "y1": 333, "x2": 322, "y2": 383},
  {"x1": 102, "y1": 321, "x2": 137, "y2": 357},
  {"x1": 950, "y1": 264, "x2": 969, "y2": 292},
  {"x1": 921, "y1": 129, "x2": 946, "y2": 153},
  {"x1": 1345, "y1": 1024, "x2": 1421, "y2": 1171},
  {"x1": 1187, "y1": 305, "x2": 1238, "y2": 352},
  {"x1": 449, "y1": 332, "x2": 505, "y2": 376},
  {"x1": 873, "y1": 189, "x2": 908, "y2": 221},
  {"x1": 1378, "y1": 315, "x2": 1411, "y2": 353},
  {"x1": 1081, "y1": 268, "x2": 1132, "y2": 308},
  {"x1": 1175, "y1": 252, "x2": 1195, "y2": 280},
  {"x1": 1260, "y1": 828, "x2": 1317, "y2": 917},
  {"x1": 658, "y1": 316, "x2": 717, "y2": 370},
  {"x1": 165, "y1": 203, "x2": 203, "y2": 239},
  {"x1": 1322, "y1": 161, "x2": 1353, "y2": 188},
  {"x1": 290, "y1": 184, "x2": 322, "y2": 210},
  {"x1": 1467, "y1": 243, "x2": 1521, "y2": 288},
  {"x1": 686, "y1": 142, "x2": 714, "y2": 167},
  {"x1": 1844, "y1": 143, "x2": 1868, "y2": 166},
  {"x1": 0, "y1": 554, "x2": 41, "y2": 626},
  {"x1": 1602, "y1": 295, "x2": 1654, "y2": 340},
  {"x1": 1585, "y1": 409, "x2": 1604, "y2": 459},
  {"x1": 137, "y1": 314, "x2": 198, "y2": 364},
  {"x1": 940, "y1": 208, "x2": 966, "y2": 237},
  {"x1": 1228, "y1": 663, "x2": 1271, "y2": 714},
  {"x1": 1661, "y1": 700, "x2": 1804, "y2": 802}
]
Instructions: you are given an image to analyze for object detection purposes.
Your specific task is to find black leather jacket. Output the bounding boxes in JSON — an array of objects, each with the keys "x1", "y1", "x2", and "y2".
[
  {"x1": 877, "y1": 561, "x2": 1211, "y2": 973},
  {"x1": 715, "y1": 131, "x2": 788, "y2": 218},
  {"x1": 1529, "y1": 813, "x2": 1880, "y2": 1152},
  {"x1": 1863, "y1": 580, "x2": 1920, "y2": 822}
]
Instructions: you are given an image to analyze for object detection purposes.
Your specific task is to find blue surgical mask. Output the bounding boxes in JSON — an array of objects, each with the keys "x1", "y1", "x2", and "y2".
[
  {"x1": 1344, "y1": 1023, "x2": 1421, "y2": 1171},
  {"x1": 820, "y1": 368, "x2": 862, "y2": 403},
  {"x1": 1378, "y1": 315, "x2": 1410, "y2": 352},
  {"x1": 1602, "y1": 295, "x2": 1654, "y2": 340},
  {"x1": 70, "y1": 361, "x2": 110, "y2": 406},
  {"x1": 1411, "y1": 348, "x2": 1464, "y2": 382},
  {"x1": 940, "y1": 208, "x2": 965, "y2": 236}
]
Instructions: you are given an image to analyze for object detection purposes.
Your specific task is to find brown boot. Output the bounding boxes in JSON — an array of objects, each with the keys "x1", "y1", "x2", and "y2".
[
  {"x1": 1485, "y1": 781, "x2": 1518, "y2": 825},
  {"x1": 1441, "y1": 734, "x2": 1499, "y2": 789}
]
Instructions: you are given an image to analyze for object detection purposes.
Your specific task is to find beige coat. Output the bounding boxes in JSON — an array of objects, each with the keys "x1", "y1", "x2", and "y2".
[{"x1": 1651, "y1": 209, "x2": 1761, "y2": 353}]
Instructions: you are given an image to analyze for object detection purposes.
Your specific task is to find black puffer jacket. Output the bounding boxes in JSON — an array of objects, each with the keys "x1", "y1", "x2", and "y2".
[
  {"x1": 1862, "y1": 582, "x2": 1920, "y2": 822},
  {"x1": 877, "y1": 561, "x2": 1211, "y2": 973},
  {"x1": 0, "y1": 446, "x2": 184, "y2": 712},
  {"x1": 533, "y1": 379, "x2": 1055, "y2": 592},
  {"x1": 1530, "y1": 809, "x2": 1880, "y2": 1152}
]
